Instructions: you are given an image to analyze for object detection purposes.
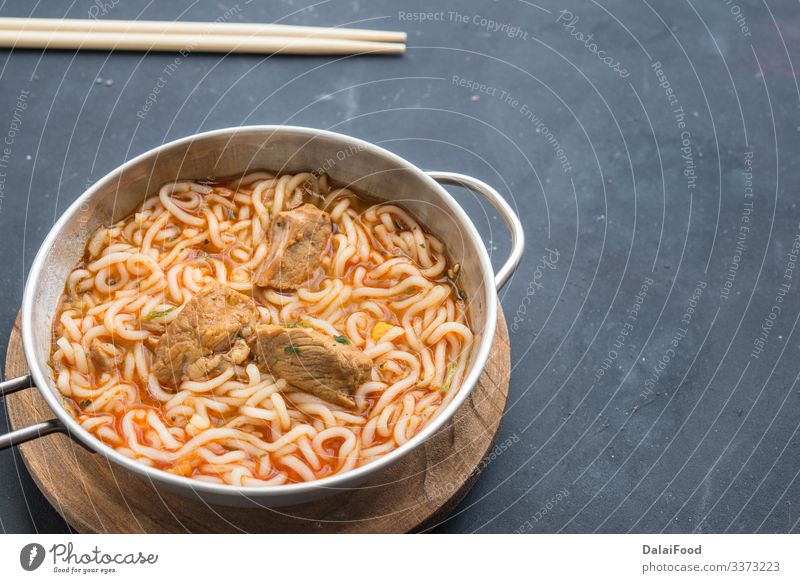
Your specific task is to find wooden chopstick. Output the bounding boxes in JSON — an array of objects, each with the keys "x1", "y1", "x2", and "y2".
[
  {"x1": 0, "y1": 17, "x2": 407, "y2": 43},
  {"x1": 0, "y1": 29, "x2": 406, "y2": 55}
]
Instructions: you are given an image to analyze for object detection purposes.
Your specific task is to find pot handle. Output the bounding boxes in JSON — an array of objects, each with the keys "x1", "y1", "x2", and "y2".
[
  {"x1": 427, "y1": 171, "x2": 524, "y2": 290},
  {"x1": 0, "y1": 374, "x2": 65, "y2": 450}
]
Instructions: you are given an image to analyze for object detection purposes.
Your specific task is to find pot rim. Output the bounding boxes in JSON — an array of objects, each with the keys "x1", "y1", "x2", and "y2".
[{"x1": 20, "y1": 125, "x2": 498, "y2": 499}]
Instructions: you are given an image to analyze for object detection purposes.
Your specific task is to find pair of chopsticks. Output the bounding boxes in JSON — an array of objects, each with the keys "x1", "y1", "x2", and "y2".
[{"x1": 0, "y1": 17, "x2": 406, "y2": 55}]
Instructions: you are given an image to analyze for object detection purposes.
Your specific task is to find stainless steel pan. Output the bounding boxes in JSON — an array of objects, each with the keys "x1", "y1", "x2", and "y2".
[{"x1": 0, "y1": 126, "x2": 524, "y2": 507}]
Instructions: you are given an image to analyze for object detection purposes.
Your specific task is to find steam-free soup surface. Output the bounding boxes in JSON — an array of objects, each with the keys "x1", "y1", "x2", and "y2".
[{"x1": 51, "y1": 171, "x2": 472, "y2": 485}]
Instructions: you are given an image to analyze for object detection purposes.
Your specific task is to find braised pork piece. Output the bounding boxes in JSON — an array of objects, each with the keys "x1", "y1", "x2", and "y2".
[
  {"x1": 254, "y1": 203, "x2": 332, "y2": 290},
  {"x1": 152, "y1": 281, "x2": 373, "y2": 408},
  {"x1": 248, "y1": 324, "x2": 374, "y2": 409},
  {"x1": 152, "y1": 281, "x2": 257, "y2": 386}
]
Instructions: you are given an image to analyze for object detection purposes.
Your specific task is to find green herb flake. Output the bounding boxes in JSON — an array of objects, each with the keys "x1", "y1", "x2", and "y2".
[
  {"x1": 146, "y1": 306, "x2": 175, "y2": 319},
  {"x1": 441, "y1": 363, "x2": 457, "y2": 394},
  {"x1": 284, "y1": 345, "x2": 302, "y2": 355},
  {"x1": 79, "y1": 399, "x2": 92, "y2": 408},
  {"x1": 203, "y1": 239, "x2": 210, "y2": 245},
  {"x1": 284, "y1": 323, "x2": 301, "y2": 328},
  {"x1": 334, "y1": 335, "x2": 350, "y2": 345},
  {"x1": 419, "y1": 243, "x2": 426, "y2": 249}
]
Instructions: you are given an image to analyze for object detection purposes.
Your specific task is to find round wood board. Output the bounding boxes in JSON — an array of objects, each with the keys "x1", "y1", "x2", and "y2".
[{"x1": 4, "y1": 307, "x2": 509, "y2": 533}]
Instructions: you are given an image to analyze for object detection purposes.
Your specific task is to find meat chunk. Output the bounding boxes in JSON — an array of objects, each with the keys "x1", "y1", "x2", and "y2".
[
  {"x1": 249, "y1": 324, "x2": 372, "y2": 409},
  {"x1": 89, "y1": 340, "x2": 122, "y2": 373},
  {"x1": 153, "y1": 281, "x2": 258, "y2": 386},
  {"x1": 254, "y1": 204, "x2": 331, "y2": 290}
]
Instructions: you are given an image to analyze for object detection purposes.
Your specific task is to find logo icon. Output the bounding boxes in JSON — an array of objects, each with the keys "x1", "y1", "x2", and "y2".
[{"x1": 19, "y1": 543, "x2": 46, "y2": 571}]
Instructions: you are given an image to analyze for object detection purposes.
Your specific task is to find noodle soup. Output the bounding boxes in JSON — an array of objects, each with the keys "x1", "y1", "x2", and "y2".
[{"x1": 50, "y1": 172, "x2": 473, "y2": 486}]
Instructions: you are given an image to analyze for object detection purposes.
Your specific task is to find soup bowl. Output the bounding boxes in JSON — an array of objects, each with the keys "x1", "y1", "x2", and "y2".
[{"x1": 0, "y1": 126, "x2": 523, "y2": 507}]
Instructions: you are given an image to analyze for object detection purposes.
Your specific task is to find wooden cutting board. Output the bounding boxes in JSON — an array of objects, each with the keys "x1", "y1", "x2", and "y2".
[{"x1": 4, "y1": 307, "x2": 510, "y2": 533}]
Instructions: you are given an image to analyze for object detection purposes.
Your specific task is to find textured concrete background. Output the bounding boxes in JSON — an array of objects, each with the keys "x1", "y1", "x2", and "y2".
[{"x1": 0, "y1": 0, "x2": 799, "y2": 533}]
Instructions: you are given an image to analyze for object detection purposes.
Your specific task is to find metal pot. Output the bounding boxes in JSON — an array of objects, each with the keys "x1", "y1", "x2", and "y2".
[{"x1": 0, "y1": 126, "x2": 523, "y2": 507}]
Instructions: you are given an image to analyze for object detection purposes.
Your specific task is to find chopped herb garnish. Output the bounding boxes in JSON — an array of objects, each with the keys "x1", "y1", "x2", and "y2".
[
  {"x1": 393, "y1": 221, "x2": 403, "y2": 230},
  {"x1": 284, "y1": 345, "x2": 302, "y2": 355},
  {"x1": 334, "y1": 335, "x2": 350, "y2": 345},
  {"x1": 108, "y1": 279, "x2": 117, "y2": 285},
  {"x1": 203, "y1": 239, "x2": 210, "y2": 245},
  {"x1": 441, "y1": 363, "x2": 457, "y2": 394},
  {"x1": 285, "y1": 323, "x2": 300, "y2": 328},
  {"x1": 419, "y1": 243, "x2": 426, "y2": 249},
  {"x1": 79, "y1": 399, "x2": 92, "y2": 408},
  {"x1": 146, "y1": 307, "x2": 175, "y2": 319}
]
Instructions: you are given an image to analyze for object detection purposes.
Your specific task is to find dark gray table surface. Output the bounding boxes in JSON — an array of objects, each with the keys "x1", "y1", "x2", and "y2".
[{"x1": 1, "y1": 0, "x2": 799, "y2": 534}]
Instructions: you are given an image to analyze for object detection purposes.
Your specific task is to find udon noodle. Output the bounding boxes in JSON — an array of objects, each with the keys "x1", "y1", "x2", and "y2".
[{"x1": 51, "y1": 171, "x2": 472, "y2": 486}]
